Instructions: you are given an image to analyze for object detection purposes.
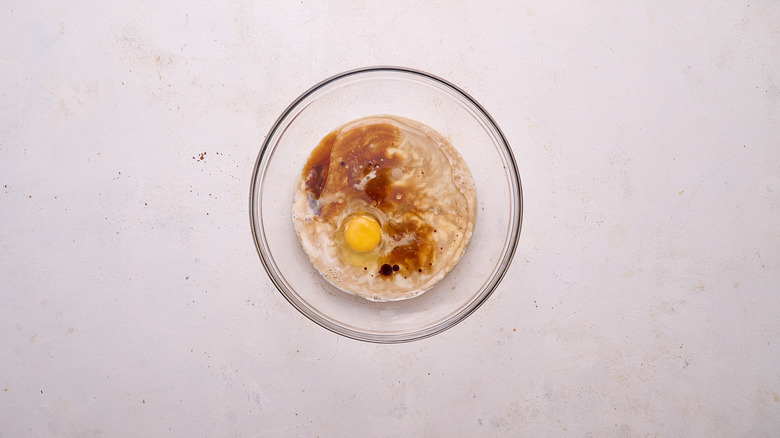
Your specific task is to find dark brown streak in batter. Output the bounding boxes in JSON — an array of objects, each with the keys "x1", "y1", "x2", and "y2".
[
  {"x1": 381, "y1": 218, "x2": 435, "y2": 275},
  {"x1": 302, "y1": 130, "x2": 336, "y2": 200},
  {"x1": 335, "y1": 124, "x2": 402, "y2": 207},
  {"x1": 364, "y1": 169, "x2": 392, "y2": 205}
]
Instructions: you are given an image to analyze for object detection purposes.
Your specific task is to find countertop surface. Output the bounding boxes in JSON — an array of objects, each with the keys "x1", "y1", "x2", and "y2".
[{"x1": 2, "y1": 1, "x2": 779, "y2": 436}]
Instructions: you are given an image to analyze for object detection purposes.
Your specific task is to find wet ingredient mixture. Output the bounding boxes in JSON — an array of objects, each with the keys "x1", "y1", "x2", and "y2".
[{"x1": 292, "y1": 115, "x2": 476, "y2": 301}]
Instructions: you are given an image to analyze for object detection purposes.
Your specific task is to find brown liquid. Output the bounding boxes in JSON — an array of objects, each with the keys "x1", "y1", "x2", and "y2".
[
  {"x1": 302, "y1": 131, "x2": 336, "y2": 200},
  {"x1": 300, "y1": 122, "x2": 436, "y2": 276}
]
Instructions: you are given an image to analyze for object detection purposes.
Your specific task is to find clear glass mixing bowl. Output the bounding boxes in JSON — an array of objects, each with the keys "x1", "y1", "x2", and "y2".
[{"x1": 250, "y1": 67, "x2": 522, "y2": 343}]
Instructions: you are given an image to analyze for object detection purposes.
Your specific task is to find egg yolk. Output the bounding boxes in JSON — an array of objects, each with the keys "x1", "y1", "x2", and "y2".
[{"x1": 343, "y1": 215, "x2": 382, "y2": 252}]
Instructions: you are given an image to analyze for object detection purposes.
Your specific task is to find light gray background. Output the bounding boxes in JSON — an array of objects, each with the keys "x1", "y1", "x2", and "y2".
[{"x1": 2, "y1": 1, "x2": 779, "y2": 436}]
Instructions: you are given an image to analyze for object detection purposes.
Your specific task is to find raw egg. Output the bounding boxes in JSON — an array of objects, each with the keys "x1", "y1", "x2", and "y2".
[{"x1": 343, "y1": 214, "x2": 381, "y2": 253}]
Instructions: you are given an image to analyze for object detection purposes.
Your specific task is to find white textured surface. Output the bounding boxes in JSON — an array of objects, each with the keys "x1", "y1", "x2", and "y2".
[{"x1": 2, "y1": 1, "x2": 779, "y2": 436}]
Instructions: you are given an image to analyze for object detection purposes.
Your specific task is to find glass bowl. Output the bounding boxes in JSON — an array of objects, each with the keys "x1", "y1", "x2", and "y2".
[{"x1": 250, "y1": 66, "x2": 522, "y2": 343}]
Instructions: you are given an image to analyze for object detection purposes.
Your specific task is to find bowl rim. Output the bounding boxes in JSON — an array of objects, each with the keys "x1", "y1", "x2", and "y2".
[{"x1": 249, "y1": 65, "x2": 523, "y2": 343}]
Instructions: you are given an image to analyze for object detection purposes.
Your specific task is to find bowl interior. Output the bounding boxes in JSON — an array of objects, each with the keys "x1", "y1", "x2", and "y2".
[{"x1": 251, "y1": 68, "x2": 521, "y2": 342}]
